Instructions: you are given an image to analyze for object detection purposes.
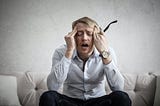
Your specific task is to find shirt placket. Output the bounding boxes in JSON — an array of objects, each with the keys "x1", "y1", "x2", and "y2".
[{"x1": 83, "y1": 59, "x2": 90, "y2": 100}]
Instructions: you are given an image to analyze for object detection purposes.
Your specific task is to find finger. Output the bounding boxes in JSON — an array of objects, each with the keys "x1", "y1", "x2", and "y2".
[
  {"x1": 93, "y1": 26, "x2": 98, "y2": 34},
  {"x1": 93, "y1": 27, "x2": 98, "y2": 37},
  {"x1": 94, "y1": 26, "x2": 102, "y2": 37},
  {"x1": 66, "y1": 30, "x2": 77, "y2": 38},
  {"x1": 96, "y1": 34, "x2": 101, "y2": 40},
  {"x1": 93, "y1": 30, "x2": 99, "y2": 40},
  {"x1": 70, "y1": 27, "x2": 77, "y2": 37},
  {"x1": 99, "y1": 28, "x2": 104, "y2": 35},
  {"x1": 93, "y1": 29, "x2": 96, "y2": 39}
]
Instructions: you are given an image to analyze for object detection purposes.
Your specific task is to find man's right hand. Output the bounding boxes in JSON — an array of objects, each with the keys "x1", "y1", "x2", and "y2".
[{"x1": 64, "y1": 27, "x2": 77, "y2": 59}]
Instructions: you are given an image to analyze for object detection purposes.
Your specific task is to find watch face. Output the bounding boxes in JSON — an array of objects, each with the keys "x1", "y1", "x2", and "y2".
[{"x1": 102, "y1": 51, "x2": 109, "y2": 58}]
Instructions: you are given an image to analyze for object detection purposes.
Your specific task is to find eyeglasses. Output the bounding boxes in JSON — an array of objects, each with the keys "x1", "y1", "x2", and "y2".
[{"x1": 103, "y1": 20, "x2": 118, "y2": 32}]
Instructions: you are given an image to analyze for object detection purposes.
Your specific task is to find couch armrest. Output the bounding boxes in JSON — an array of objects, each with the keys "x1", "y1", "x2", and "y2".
[{"x1": 154, "y1": 75, "x2": 160, "y2": 106}]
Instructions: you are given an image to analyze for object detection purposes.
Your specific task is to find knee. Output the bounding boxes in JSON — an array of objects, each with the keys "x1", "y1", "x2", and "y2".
[
  {"x1": 111, "y1": 91, "x2": 129, "y2": 99},
  {"x1": 39, "y1": 91, "x2": 59, "y2": 106},
  {"x1": 40, "y1": 91, "x2": 58, "y2": 100},
  {"x1": 110, "y1": 91, "x2": 132, "y2": 106},
  {"x1": 40, "y1": 90, "x2": 59, "y2": 103}
]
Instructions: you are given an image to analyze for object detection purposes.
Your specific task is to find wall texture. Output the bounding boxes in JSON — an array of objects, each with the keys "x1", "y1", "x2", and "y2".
[{"x1": 0, "y1": 0, "x2": 160, "y2": 73}]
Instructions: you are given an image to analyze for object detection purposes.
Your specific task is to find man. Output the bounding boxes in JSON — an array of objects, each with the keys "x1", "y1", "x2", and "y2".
[{"x1": 39, "y1": 17, "x2": 131, "y2": 106}]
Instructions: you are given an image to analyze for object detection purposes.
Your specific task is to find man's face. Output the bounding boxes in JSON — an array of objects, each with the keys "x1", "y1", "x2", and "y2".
[{"x1": 74, "y1": 23, "x2": 94, "y2": 57}]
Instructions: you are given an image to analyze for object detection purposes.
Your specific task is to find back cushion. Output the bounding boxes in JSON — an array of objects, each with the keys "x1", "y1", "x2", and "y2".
[
  {"x1": 124, "y1": 73, "x2": 156, "y2": 106},
  {"x1": 20, "y1": 71, "x2": 49, "y2": 106}
]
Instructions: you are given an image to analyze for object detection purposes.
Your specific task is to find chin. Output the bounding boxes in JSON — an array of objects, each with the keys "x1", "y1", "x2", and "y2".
[
  {"x1": 81, "y1": 50, "x2": 93, "y2": 55},
  {"x1": 77, "y1": 47, "x2": 94, "y2": 55}
]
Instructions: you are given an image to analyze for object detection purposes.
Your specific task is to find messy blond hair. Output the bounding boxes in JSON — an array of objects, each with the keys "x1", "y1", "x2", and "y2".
[{"x1": 72, "y1": 17, "x2": 100, "y2": 31}]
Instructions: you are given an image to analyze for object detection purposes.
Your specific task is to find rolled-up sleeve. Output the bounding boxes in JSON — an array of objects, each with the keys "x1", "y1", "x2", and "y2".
[
  {"x1": 47, "y1": 48, "x2": 71, "y2": 91},
  {"x1": 103, "y1": 48, "x2": 124, "y2": 91}
]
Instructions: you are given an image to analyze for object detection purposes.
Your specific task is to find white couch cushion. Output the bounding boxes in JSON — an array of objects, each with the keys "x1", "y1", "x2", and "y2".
[
  {"x1": 0, "y1": 75, "x2": 21, "y2": 106},
  {"x1": 128, "y1": 73, "x2": 156, "y2": 106},
  {"x1": 20, "y1": 71, "x2": 49, "y2": 106},
  {"x1": 106, "y1": 73, "x2": 156, "y2": 106}
]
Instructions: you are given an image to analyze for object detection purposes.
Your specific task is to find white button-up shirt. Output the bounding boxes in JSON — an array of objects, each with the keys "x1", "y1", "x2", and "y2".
[{"x1": 47, "y1": 44, "x2": 124, "y2": 100}]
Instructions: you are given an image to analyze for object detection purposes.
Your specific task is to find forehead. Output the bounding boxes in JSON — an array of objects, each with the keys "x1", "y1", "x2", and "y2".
[{"x1": 76, "y1": 23, "x2": 94, "y2": 31}]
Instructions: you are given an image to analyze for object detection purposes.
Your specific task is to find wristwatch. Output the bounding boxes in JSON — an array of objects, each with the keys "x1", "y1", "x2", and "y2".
[{"x1": 100, "y1": 50, "x2": 110, "y2": 59}]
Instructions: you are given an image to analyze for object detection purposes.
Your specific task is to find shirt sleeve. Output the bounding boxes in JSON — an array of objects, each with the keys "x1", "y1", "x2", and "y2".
[
  {"x1": 47, "y1": 47, "x2": 71, "y2": 91},
  {"x1": 103, "y1": 47, "x2": 124, "y2": 91}
]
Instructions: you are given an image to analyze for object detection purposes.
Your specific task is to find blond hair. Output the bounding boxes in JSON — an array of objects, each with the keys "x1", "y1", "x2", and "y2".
[{"x1": 72, "y1": 17, "x2": 100, "y2": 31}]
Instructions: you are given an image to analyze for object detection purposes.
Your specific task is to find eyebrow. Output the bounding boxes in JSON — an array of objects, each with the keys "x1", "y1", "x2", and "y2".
[
  {"x1": 86, "y1": 31, "x2": 92, "y2": 33},
  {"x1": 77, "y1": 29, "x2": 93, "y2": 32}
]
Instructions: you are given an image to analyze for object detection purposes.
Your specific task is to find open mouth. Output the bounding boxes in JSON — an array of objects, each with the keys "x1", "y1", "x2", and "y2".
[{"x1": 81, "y1": 44, "x2": 89, "y2": 47}]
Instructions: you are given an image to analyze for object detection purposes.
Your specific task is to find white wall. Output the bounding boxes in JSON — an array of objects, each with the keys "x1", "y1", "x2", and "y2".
[{"x1": 0, "y1": 0, "x2": 160, "y2": 73}]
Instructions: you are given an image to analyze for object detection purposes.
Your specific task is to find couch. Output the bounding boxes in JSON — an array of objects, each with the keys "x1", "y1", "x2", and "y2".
[{"x1": 0, "y1": 71, "x2": 159, "y2": 106}]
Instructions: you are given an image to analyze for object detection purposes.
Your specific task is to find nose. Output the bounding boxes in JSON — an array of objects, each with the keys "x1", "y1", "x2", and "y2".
[{"x1": 82, "y1": 33, "x2": 88, "y2": 41}]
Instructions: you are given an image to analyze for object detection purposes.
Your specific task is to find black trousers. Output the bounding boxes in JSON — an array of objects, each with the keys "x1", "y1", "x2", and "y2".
[{"x1": 39, "y1": 90, "x2": 131, "y2": 106}]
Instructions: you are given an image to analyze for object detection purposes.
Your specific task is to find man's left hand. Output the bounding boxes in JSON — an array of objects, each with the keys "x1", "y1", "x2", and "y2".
[{"x1": 93, "y1": 27, "x2": 109, "y2": 54}]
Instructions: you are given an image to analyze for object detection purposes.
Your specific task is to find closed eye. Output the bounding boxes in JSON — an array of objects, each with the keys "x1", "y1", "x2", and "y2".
[
  {"x1": 76, "y1": 31, "x2": 83, "y2": 36},
  {"x1": 87, "y1": 32, "x2": 93, "y2": 36}
]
